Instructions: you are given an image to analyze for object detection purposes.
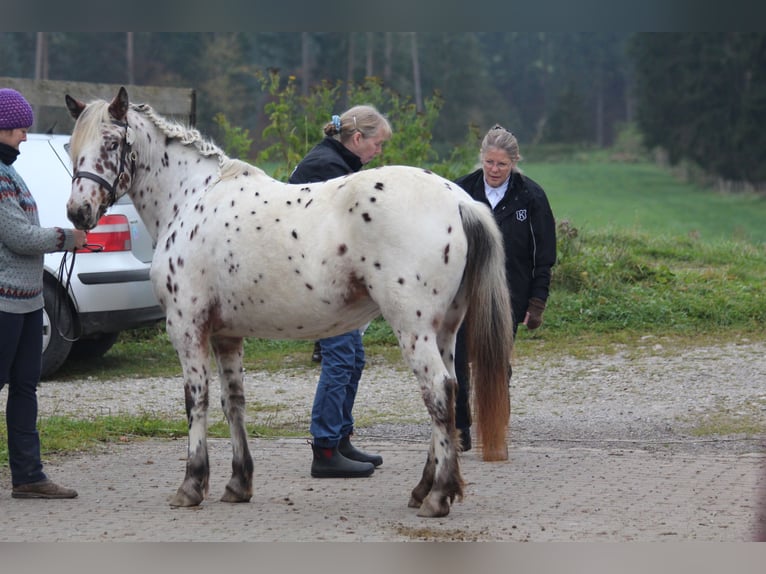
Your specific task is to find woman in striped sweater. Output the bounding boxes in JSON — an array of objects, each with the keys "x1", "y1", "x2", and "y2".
[{"x1": 0, "y1": 88, "x2": 87, "y2": 499}]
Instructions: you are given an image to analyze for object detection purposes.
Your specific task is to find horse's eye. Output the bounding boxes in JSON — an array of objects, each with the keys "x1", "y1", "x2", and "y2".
[{"x1": 108, "y1": 141, "x2": 119, "y2": 151}]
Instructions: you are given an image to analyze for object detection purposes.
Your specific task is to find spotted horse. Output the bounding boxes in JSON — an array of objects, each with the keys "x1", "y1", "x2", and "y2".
[{"x1": 64, "y1": 87, "x2": 514, "y2": 518}]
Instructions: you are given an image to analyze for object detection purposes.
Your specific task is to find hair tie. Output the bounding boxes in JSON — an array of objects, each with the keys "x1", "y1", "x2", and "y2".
[{"x1": 332, "y1": 115, "x2": 341, "y2": 132}]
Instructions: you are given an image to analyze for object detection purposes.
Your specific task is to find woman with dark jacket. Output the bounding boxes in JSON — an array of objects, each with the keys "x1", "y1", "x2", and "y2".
[
  {"x1": 289, "y1": 105, "x2": 392, "y2": 478},
  {"x1": 453, "y1": 124, "x2": 556, "y2": 451}
]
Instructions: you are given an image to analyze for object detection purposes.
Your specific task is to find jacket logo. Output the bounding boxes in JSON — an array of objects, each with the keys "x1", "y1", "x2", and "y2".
[{"x1": 516, "y1": 209, "x2": 527, "y2": 222}]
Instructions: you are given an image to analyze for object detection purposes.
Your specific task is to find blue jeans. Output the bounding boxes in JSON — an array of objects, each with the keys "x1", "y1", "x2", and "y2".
[
  {"x1": 0, "y1": 309, "x2": 47, "y2": 486},
  {"x1": 310, "y1": 329, "x2": 365, "y2": 448}
]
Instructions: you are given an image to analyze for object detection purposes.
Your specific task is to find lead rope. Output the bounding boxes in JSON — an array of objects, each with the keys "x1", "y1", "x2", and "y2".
[{"x1": 54, "y1": 244, "x2": 104, "y2": 342}]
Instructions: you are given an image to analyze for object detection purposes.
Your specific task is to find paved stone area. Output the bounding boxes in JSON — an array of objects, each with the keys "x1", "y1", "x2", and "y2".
[{"x1": 1, "y1": 435, "x2": 763, "y2": 541}]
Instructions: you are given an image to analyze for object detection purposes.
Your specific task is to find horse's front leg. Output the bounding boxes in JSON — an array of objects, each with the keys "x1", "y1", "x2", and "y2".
[
  {"x1": 168, "y1": 329, "x2": 212, "y2": 507},
  {"x1": 407, "y1": 356, "x2": 464, "y2": 517},
  {"x1": 213, "y1": 335, "x2": 253, "y2": 503}
]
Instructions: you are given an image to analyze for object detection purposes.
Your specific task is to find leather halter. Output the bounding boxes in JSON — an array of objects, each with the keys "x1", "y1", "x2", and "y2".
[{"x1": 72, "y1": 119, "x2": 136, "y2": 208}]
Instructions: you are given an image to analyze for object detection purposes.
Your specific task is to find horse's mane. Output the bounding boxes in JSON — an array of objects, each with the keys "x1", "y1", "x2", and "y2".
[
  {"x1": 70, "y1": 99, "x2": 264, "y2": 181},
  {"x1": 139, "y1": 105, "x2": 267, "y2": 179},
  {"x1": 219, "y1": 158, "x2": 269, "y2": 180},
  {"x1": 133, "y1": 103, "x2": 227, "y2": 162},
  {"x1": 70, "y1": 99, "x2": 247, "y2": 175}
]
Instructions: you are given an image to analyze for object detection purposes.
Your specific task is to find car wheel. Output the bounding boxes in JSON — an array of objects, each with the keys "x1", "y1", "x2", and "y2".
[
  {"x1": 41, "y1": 281, "x2": 75, "y2": 379},
  {"x1": 69, "y1": 332, "x2": 120, "y2": 360}
]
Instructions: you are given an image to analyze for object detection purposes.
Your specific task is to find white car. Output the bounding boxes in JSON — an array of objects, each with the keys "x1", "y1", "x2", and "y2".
[{"x1": 14, "y1": 133, "x2": 164, "y2": 378}]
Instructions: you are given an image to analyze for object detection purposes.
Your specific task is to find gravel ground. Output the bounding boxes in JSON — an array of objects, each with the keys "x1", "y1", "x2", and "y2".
[{"x1": 34, "y1": 335, "x2": 766, "y2": 455}]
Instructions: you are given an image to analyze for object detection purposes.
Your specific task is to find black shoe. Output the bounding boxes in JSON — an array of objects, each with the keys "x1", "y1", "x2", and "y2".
[
  {"x1": 311, "y1": 444, "x2": 375, "y2": 478},
  {"x1": 339, "y1": 435, "x2": 383, "y2": 467},
  {"x1": 459, "y1": 427, "x2": 472, "y2": 452},
  {"x1": 311, "y1": 341, "x2": 322, "y2": 363}
]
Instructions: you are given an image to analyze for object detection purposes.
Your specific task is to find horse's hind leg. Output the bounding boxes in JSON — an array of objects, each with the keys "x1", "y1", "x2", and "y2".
[
  {"x1": 408, "y1": 323, "x2": 462, "y2": 511},
  {"x1": 408, "y1": 444, "x2": 436, "y2": 509},
  {"x1": 401, "y1": 336, "x2": 464, "y2": 518},
  {"x1": 213, "y1": 335, "x2": 253, "y2": 503}
]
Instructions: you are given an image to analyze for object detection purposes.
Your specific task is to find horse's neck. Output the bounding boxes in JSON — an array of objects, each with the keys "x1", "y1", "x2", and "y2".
[{"x1": 131, "y1": 133, "x2": 221, "y2": 242}]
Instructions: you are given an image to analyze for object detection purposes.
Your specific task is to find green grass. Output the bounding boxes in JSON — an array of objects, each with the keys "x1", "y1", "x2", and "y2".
[
  {"x1": 50, "y1": 319, "x2": 404, "y2": 380},
  {"x1": 0, "y1": 413, "x2": 305, "y2": 469},
  {"x1": 525, "y1": 156, "x2": 766, "y2": 245},
  {"x1": 548, "y1": 227, "x2": 766, "y2": 336},
  {"x1": 679, "y1": 393, "x2": 766, "y2": 437},
  {"x1": 685, "y1": 412, "x2": 765, "y2": 437}
]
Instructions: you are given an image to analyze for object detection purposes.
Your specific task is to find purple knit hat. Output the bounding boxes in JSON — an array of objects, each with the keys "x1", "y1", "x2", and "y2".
[{"x1": 0, "y1": 88, "x2": 34, "y2": 130}]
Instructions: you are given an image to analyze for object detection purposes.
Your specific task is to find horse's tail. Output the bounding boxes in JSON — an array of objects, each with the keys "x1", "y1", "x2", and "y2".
[{"x1": 458, "y1": 201, "x2": 514, "y2": 461}]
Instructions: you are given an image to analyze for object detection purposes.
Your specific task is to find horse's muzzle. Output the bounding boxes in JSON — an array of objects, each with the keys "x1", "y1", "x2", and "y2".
[{"x1": 67, "y1": 202, "x2": 98, "y2": 231}]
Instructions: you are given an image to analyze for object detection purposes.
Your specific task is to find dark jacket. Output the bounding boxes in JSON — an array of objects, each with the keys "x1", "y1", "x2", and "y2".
[
  {"x1": 288, "y1": 137, "x2": 362, "y2": 184},
  {"x1": 455, "y1": 168, "x2": 556, "y2": 326}
]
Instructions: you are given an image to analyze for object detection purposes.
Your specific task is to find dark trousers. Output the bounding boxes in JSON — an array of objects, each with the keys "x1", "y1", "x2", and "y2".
[
  {"x1": 454, "y1": 319, "x2": 516, "y2": 431},
  {"x1": 454, "y1": 322, "x2": 472, "y2": 431},
  {"x1": 0, "y1": 309, "x2": 46, "y2": 486}
]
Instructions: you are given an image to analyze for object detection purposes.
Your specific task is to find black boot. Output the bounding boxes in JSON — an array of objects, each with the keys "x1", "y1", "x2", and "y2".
[
  {"x1": 458, "y1": 427, "x2": 472, "y2": 452},
  {"x1": 338, "y1": 435, "x2": 383, "y2": 467},
  {"x1": 311, "y1": 443, "x2": 375, "y2": 478}
]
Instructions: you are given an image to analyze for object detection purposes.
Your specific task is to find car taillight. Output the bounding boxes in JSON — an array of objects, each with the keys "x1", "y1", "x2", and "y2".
[{"x1": 84, "y1": 214, "x2": 132, "y2": 252}]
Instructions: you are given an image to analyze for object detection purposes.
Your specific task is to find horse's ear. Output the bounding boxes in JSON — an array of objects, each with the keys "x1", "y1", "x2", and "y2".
[
  {"x1": 65, "y1": 94, "x2": 86, "y2": 120},
  {"x1": 108, "y1": 86, "x2": 130, "y2": 122}
]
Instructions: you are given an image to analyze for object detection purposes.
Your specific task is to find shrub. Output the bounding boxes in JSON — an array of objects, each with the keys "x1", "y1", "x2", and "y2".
[
  {"x1": 213, "y1": 113, "x2": 254, "y2": 159},
  {"x1": 253, "y1": 70, "x2": 476, "y2": 180}
]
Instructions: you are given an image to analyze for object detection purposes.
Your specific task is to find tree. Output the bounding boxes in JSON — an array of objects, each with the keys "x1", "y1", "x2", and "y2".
[
  {"x1": 416, "y1": 33, "x2": 507, "y2": 153},
  {"x1": 0, "y1": 33, "x2": 636, "y2": 154},
  {"x1": 476, "y1": 32, "x2": 632, "y2": 147},
  {"x1": 630, "y1": 33, "x2": 766, "y2": 185},
  {"x1": 542, "y1": 83, "x2": 589, "y2": 144},
  {"x1": 0, "y1": 33, "x2": 29, "y2": 77}
]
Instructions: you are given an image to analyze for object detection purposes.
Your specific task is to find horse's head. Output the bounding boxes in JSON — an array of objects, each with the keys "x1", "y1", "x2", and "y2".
[{"x1": 65, "y1": 87, "x2": 137, "y2": 230}]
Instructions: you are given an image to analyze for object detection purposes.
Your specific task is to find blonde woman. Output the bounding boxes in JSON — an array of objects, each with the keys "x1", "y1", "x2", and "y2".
[
  {"x1": 289, "y1": 105, "x2": 391, "y2": 478},
  {"x1": 453, "y1": 124, "x2": 556, "y2": 451}
]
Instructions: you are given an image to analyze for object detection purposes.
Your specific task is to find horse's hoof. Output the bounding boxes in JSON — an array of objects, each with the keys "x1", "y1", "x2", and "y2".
[
  {"x1": 409, "y1": 482, "x2": 430, "y2": 508},
  {"x1": 168, "y1": 486, "x2": 203, "y2": 507},
  {"x1": 221, "y1": 485, "x2": 252, "y2": 503},
  {"x1": 416, "y1": 493, "x2": 450, "y2": 518},
  {"x1": 407, "y1": 495, "x2": 422, "y2": 508}
]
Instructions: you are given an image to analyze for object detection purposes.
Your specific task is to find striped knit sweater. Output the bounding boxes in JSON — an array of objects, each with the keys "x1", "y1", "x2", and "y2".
[{"x1": 0, "y1": 161, "x2": 76, "y2": 314}]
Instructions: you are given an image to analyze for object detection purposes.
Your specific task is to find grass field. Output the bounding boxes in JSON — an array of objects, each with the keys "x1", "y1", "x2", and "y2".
[{"x1": 525, "y1": 156, "x2": 766, "y2": 245}]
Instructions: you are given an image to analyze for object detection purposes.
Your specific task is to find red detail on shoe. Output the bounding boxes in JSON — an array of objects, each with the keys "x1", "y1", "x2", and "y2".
[{"x1": 321, "y1": 448, "x2": 334, "y2": 459}]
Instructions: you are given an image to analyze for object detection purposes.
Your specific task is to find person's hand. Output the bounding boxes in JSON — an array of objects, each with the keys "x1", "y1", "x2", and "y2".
[
  {"x1": 71, "y1": 229, "x2": 88, "y2": 251},
  {"x1": 523, "y1": 297, "x2": 546, "y2": 330}
]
